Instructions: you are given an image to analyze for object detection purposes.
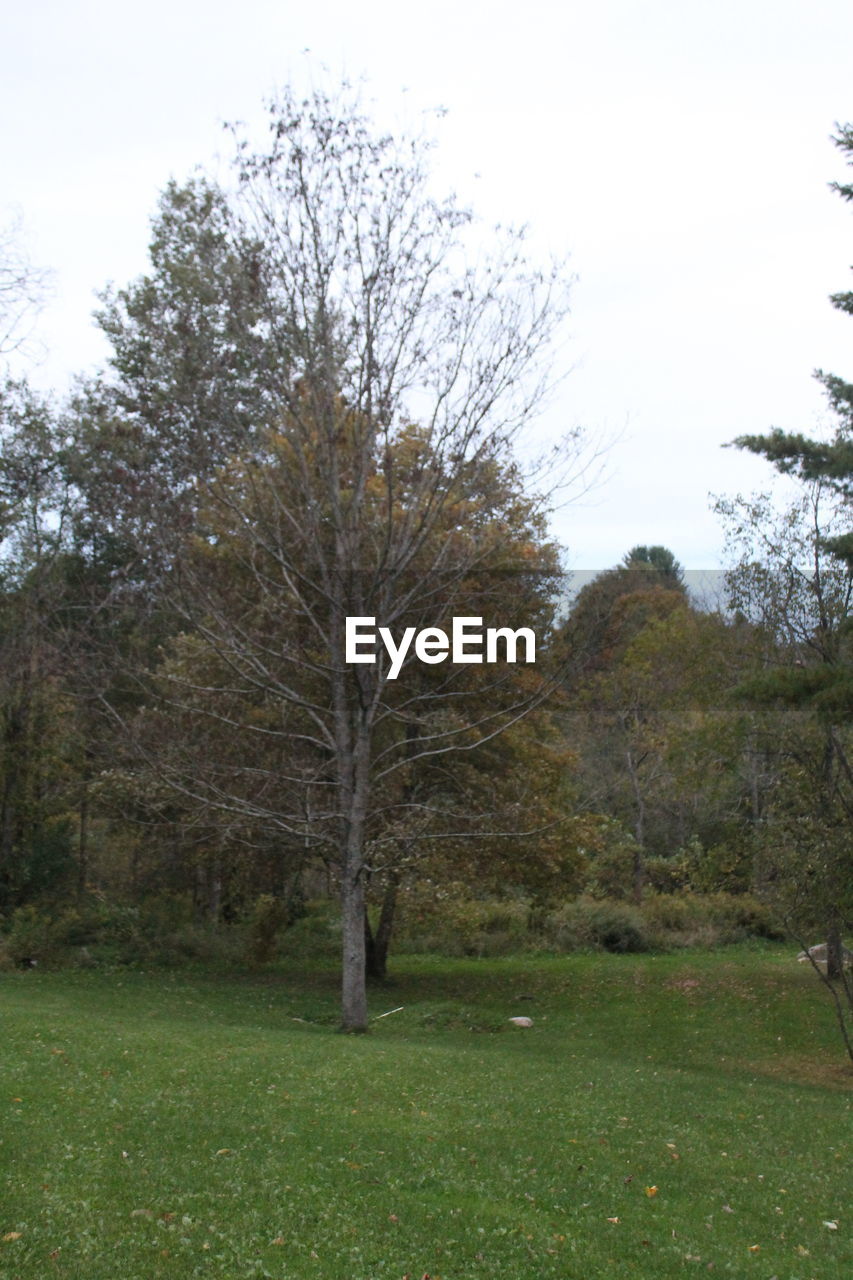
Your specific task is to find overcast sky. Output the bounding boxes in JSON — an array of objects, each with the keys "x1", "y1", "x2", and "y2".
[{"x1": 3, "y1": 0, "x2": 853, "y2": 570}]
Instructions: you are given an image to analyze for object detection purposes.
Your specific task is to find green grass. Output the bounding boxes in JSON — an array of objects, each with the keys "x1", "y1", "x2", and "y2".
[{"x1": 0, "y1": 946, "x2": 850, "y2": 1279}]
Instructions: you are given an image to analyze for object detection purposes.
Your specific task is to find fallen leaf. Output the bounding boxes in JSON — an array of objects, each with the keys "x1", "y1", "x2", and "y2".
[
  {"x1": 747, "y1": 1244, "x2": 761, "y2": 1253},
  {"x1": 214, "y1": 1148, "x2": 232, "y2": 1156},
  {"x1": 2, "y1": 1233, "x2": 22, "y2": 1242},
  {"x1": 607, "y1": 1216, "x2": 620, "y2": 1224},
  {"x1": 823, "y1": 1220, "x2": 839, "y2": 1230},
  {"x1": 645, "y1": 1186, "x2": 658, "y2": 1197},
  {"x1": 272, "y1": 1236, "x2": 285, "y2": 1245}
]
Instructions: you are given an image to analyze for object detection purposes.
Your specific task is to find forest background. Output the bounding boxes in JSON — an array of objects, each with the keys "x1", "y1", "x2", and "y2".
[{"x1": 1, "y1": 77, "x2": 852, "y2": 1046}]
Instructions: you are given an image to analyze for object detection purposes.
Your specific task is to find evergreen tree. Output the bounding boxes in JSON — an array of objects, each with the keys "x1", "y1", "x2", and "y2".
[{"x1": 728, "y1": 122, "x2": 853, "y2": 1003}]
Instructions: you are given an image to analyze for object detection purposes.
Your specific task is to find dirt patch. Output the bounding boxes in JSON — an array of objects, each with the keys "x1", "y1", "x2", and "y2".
[
  {"x1": 665, "y1": 977, "x2": 701, "y2": 995},
  {"x1": 746, "y1": 1053, "x2": 853, "y2": 1091}
]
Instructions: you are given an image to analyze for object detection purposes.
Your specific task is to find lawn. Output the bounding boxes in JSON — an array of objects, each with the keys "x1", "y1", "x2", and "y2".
[{"x1": 0, "y1": 946, "x2": 849, "y2": 1279}]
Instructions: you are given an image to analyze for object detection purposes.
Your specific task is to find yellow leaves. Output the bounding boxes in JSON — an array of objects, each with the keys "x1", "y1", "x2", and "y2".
[
  {"x1": 214, "y1": 1148, "x2": 233, "y2": 1156},
  {"x1": 747, "y1": 1243, "x2": 761, "y2": 1253},
  {"x1": 2, "y1": 1232, "x2": 22, "y2": 1242},
  {"x1": 645, "y1": 1185, "x2": 658, "y2": 1197},
  {"x1": 606, "y1": 1216, "x2": 620, "y2": 1224}
]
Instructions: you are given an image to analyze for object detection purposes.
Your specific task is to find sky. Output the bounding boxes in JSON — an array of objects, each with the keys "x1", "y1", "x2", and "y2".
[{"x1": 2, "y1": 0, "x2": 853, "y2": 571}]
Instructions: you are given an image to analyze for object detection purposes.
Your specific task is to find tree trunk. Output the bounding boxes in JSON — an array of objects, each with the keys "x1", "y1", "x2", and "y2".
[
  {"x1": 339, "y1": 723, "x2": 371, "y2": 1032},
  {"x1": 194, "y1": 861, "x2": 206, "y2": 923},
  {"x1": 626, "y1": 749, "x2": 646, "y2": 904},
  {"x1": 341, "y1": 863, "x2": 368, "y2": 1030},
  {"x1": 77, "y1": 782, "x2": 89, "y2": 898},
  {"x1": 826, "y1": 921, "x2": 845, "y2": 982},
  {"x1": 632, "y1": 844, "x2": 645, "y2": 906},
  {"x1": 209, "y1": 855, "x2": 222, "y2": 923},
  {"x1": 364, "y1": 871, "x2": 400, "y2": 981}
]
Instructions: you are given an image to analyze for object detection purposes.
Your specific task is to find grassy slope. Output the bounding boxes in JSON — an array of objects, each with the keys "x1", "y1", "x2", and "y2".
[{"x1": 0, "y1": 947, "x2": 849, "y2": 1279}]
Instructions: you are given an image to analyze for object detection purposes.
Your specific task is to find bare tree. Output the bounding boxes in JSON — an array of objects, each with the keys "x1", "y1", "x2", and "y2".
[
  {"x1": 0, "y1": 210, "x2": 50, "y2": 362},
  {"x1": 95, "y1": 86, "x2": 585, "y2": 1030}
]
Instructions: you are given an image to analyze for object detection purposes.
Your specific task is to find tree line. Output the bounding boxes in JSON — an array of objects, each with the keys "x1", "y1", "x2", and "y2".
[{"x1": 1, "y1": 90, "x2": 851, "y2": 1043}]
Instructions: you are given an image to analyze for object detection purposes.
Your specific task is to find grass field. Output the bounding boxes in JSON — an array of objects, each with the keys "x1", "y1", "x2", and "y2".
[{"x1": 1, "y1": 946, "x2": 850, "y2": 1279}]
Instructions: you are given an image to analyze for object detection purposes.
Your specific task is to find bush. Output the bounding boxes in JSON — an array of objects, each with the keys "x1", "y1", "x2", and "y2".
[
  {"x1": 544, "y1": 897, "x2": 651, "y2": 953},
  {"x1": 583, "y1": 838, "x2": 640, "y2": 901},
  {"x1": 396, "y1": 884, "x2": 532, "y2": 957},
  {"x1": 245, "y1": 894, "x2": 289, "y2": 965},
  {"x1": 634, "y1": 891, "x2": 784, "y2": 950},
  {"x1": 5, "y1": 905, "x2": 62, "y2": 966},
  {"x1": 702, "y1": 892, "x2": 784, "y2": 942},
  {"x1": 685, "y1": 835, "x2": 755, "y2": 894},
  {"x1": 276, "y1": 903, "x2": 340, "y2": 960},
  {"x1": 644, "y1": 854, "x2": 691, "y2": 894},
  {"x1": 0, "y1": 896, "x2": 251, "y2": 969}
]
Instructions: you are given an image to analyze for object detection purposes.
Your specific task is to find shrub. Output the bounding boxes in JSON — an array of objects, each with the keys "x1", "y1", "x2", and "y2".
[
  {"x1": 644, "y1": 854, "x2": 691, "y2": 894},
  {"x1": 702, "y1": 892, "x2": 784, "y2": 942},
  {"x1": 686, "y1": 835, "x2": 755, "y2": 894},
  {"x1": 637, "y1": 891, "x2": 784, "y2": 949},
  {"x1": 583, "y1": 840, "x2": 639, "y2": 901},
  {"x1": 5, "y1": 905, "x2": 62, "y2": 966},
  {"x1": 396, "y1": 884, "x2": 532, "y2": 957},
  {"x1": 277, "y1": 901, "x2": 341, "y2": 960},
  {"x1": 246, "y1": 894, "x2": 289, "y2": 965},
  {"x1": 544, "y1": 897, "x2": 650, "y2": 953}
]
